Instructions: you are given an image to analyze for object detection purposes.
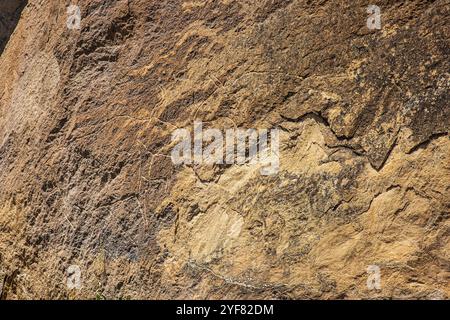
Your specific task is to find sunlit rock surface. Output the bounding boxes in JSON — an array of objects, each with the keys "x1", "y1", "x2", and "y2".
[{"x1": 0, "y1": 0, "x2": 448, "y2": 299}]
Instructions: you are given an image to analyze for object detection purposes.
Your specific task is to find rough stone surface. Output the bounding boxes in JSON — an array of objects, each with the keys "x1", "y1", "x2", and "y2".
[
  {"x1": 0, "y1": 0, "x2": 448, "y2": 299},
  {"x1": 0, "y1": 0, "x2": 27, "y2": 55}
]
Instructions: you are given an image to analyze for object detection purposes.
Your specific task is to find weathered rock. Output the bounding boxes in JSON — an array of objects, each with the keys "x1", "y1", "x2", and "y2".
[
  {"x1": 0, "y1": 0, "x2": 27, "y2": 55},
  {"x1": 0, "y1": 0, "x2": 448, "y2": 299}
]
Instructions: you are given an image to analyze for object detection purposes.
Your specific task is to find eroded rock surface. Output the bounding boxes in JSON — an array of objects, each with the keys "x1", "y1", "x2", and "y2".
[
  {"x1": 0, "y1": 0, "x2": 448, "y2": 299},
  {"x1": 0, "y1": 0, "x2": 27, "y2": 55}
]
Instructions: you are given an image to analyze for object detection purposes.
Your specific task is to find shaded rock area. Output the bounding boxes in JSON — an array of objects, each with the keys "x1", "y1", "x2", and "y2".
[
  {"x1": 0, "y1": 0, "x2": 448, "y2": 299},
  {"x1": 0, "y1": 0, "x2": 27, "y2": 55}
]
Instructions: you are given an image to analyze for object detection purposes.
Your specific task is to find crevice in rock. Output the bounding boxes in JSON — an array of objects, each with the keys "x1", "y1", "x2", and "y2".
[{"x1": 406, "y1": 132, "x2": 449, "y2": 154}]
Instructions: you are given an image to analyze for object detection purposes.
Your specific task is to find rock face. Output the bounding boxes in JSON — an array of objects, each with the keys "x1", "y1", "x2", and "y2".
[
  {"x1": 0, "y1": 0, "x2": 27, "y2": 55},
  {"x1": 0, "y1": 0, "x2": 448, "y2": 299}
]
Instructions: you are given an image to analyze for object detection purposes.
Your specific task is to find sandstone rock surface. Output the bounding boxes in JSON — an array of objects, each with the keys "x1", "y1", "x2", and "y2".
[{"x1": 0, "y1": 0, "x2": 448, "y2": 299}]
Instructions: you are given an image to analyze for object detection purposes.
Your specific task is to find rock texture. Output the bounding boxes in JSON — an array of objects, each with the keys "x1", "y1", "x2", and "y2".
[
  {"x1": 0, "y1": 0, "x2": 27, "y2": 55},
  {"x1": 0, "y1": 0, "x2": 449, "y2": 299}
]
